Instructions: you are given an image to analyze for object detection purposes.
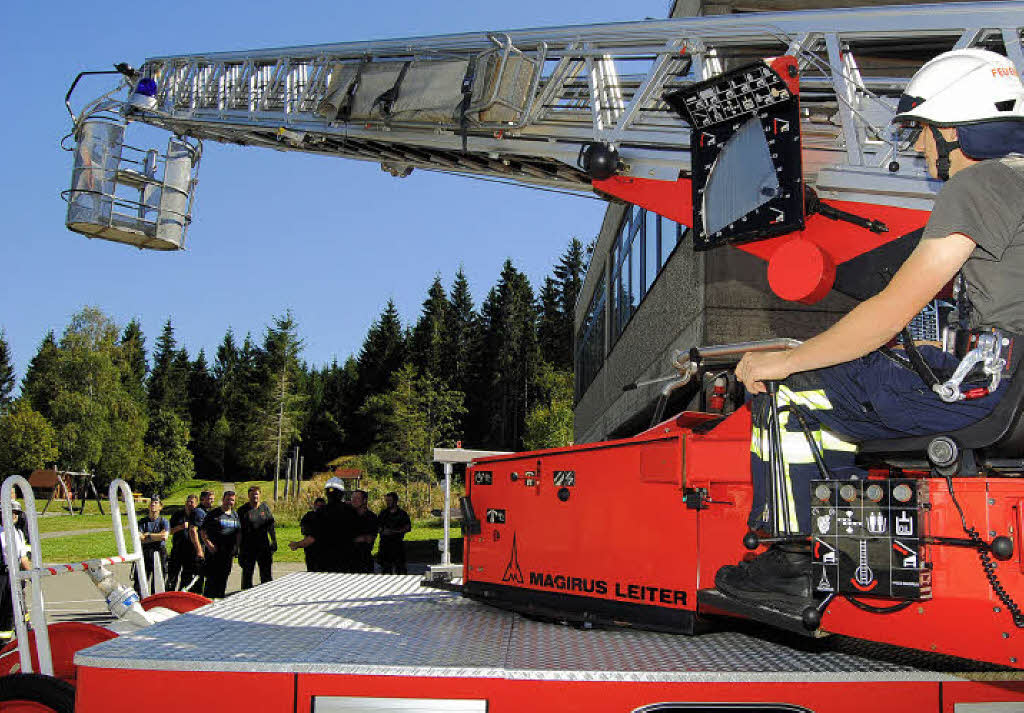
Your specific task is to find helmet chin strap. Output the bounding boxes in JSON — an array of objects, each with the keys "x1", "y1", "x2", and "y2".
[{"x1": 928, "y1": 124, "x2": 961, "y2": 181}]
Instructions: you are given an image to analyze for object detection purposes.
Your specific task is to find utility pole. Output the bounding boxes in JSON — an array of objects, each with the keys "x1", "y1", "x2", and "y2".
[{"x1": 273, "y1": 371, "x2": 285, "y2": 500}]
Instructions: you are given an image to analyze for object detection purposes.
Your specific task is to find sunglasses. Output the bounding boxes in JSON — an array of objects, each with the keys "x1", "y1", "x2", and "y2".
[{"x1": 894, "y1": 93, "x2": 925, "y2": 150}]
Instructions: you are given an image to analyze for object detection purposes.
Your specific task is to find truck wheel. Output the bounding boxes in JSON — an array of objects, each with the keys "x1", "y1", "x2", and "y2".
[{"x1": 0, "y1": 673, "x2": 76, "y2": 713}]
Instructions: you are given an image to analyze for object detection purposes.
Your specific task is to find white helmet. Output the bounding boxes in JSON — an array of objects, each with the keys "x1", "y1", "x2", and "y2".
[
  {"x1": 894, "y1": 49, "x2": 1024, "y2": 178},
  {"x1": 895, "y1": 49, "x2": 1024, "y2": 127},
  {"x1": 324, "y1": 477, "x2": 345, "y2": 491}
]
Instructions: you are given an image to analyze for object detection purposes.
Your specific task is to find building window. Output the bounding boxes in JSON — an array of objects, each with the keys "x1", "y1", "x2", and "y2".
[
  {"x1": 575, "y1": 269, "x2": 606, "y2": 403},
  {"x1": 609, "y1": 205, "x2": 686, "y2": 346}
]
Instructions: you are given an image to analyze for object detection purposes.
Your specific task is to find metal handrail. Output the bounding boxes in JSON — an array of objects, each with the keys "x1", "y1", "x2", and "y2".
[
  {"x1": 0, "y1": 475, "x2": 147, "y2": 675},
  {"x1": 110, "y1": 479, "x2": 150, "y2": 598}
]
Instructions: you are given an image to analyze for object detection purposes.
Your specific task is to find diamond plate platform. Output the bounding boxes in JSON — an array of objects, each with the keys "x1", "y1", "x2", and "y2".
[{"x1": 74, "y1": 573, "x2": 1020, "y2": 682}]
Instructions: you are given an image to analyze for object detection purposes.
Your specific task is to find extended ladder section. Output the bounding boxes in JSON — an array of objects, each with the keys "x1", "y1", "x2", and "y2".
[{"x1": 65, "y1": 2, "x2": 1024, "y2": 250}]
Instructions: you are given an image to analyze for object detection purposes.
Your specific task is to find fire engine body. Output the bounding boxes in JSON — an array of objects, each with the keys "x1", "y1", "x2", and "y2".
[
  {"x1": 31, "y1": 2, "x2": 1024, "y2": 710},
  {"x1": 68, "y1": 573, "x2": 1023, "y2": 713},
  {"x1": 460, "y1": 405, "x2": 1024, "y2": 669}
]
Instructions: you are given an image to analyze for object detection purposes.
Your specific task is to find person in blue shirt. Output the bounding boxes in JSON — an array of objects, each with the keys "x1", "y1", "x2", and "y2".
[
  {"x1": 136, "y1": 496, "x2": 169, "y2": 593},
  {"x1": 200, "y1": 491, "x2": 240, "y2": 598}
]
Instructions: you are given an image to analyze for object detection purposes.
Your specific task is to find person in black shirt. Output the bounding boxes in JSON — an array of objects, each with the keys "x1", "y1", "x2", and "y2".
[
  {"x1": 200, "y1": 491, "x2": 240, "y2": 598},
  {"x1": 351, "y1": 490, "x2": 378, "y2": 574},
  {"x1": 377, "y1": 492, "x2": 412, "y2": 575},
  {"x1": 289, "y1": 478, "x2": 355, "y2": 573},
  {"x1": 136, "y1": 496, "x2": 169, "y2": 592},
  {"x1": 167, "y1": 494, "x2": 204, "y2": 591},
  {"x1": 237, "y1": 486, "x2": 277, "y2": 590},
  {"x1": 190, "y1": 490, "x2": 214, "y2": 594},
  {"x1": 295, "y1": 497, "x2": 326, "y2": 572}
]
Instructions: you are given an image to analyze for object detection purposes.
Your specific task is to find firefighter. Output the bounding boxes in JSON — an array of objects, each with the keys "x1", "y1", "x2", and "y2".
[
  {"x1": 350, "y1": 490, "x2": 378, "y2": 574},
  {"x1": 377, "y1": 491, "x2": 412, "y2": 575},
  {"x1": 716, "y1": 48, "x2": 1024, "y2": 605},
  {"x1": 289, "y1": 478, "x2": 355, "y2": 573}
]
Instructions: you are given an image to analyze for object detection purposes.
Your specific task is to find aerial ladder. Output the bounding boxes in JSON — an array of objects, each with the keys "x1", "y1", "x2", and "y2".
[
  {"x1": 53, "y1": 0, "x2": 1024, "y2": 682},
  {"x1": 64, "y1": 2, "x2": 1023, "y2": 301}
]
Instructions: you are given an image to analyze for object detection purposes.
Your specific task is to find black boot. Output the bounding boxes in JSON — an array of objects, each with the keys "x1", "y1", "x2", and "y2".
[{"x1": 715, "y1": 546, "x2": 812, "y2": 605}]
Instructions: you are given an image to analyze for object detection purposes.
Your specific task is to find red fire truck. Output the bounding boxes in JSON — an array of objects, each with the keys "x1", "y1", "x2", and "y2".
[{"x1": 4, "y1": 2, "x2": 1024, "y2": 711}]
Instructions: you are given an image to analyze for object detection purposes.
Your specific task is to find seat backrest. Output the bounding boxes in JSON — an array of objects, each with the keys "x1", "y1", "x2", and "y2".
[{"x1": 859, "y1": 359, "x2": 1024, "y2": 456}]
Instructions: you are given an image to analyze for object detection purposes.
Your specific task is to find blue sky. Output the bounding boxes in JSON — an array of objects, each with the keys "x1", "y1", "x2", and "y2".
[{"x1": 2, "y1": 0, "x2": 671, "y2": 383}]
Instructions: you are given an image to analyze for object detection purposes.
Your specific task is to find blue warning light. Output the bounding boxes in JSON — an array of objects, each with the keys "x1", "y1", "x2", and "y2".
[{"x1": 136, "y1": 78, "x2": 158, "y2": 97}]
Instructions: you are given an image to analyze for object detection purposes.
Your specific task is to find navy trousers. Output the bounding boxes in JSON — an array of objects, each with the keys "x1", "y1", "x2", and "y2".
[{"x1": 749, "y1": 346, "x2": 1006, "y2": 536}]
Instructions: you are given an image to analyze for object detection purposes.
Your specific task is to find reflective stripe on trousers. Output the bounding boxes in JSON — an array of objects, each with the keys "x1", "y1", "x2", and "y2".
[
  {"x1": 750, "y1": 383, "x2": 857, "y2": 536},
  {"x1": 747, "y1": 348, "x2": 1006, "y2": 536}
]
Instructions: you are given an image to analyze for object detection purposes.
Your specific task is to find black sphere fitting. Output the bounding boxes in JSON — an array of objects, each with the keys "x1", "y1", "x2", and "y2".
[
  {"x1": 801, "y1": 605, "x2": 822, "y2": 631},
  {"x1": 990, "y1": 536, "x2": 1014, "y2": 562},
  {"x1": 742, "y1": 532, "x2": 761, "y2": 550}
]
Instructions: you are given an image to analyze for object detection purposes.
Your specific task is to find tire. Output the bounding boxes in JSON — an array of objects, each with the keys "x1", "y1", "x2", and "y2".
[{"x1": 0, "y1": 673, "x2": 76, "y2": 713}]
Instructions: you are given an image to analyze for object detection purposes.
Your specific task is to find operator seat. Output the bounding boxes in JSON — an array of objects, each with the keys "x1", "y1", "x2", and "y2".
[{"x1": 858, "y1": 360, "x2": 1024, "y2": 474}]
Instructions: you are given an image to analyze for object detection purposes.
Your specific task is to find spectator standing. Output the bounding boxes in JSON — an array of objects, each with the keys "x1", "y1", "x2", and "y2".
[
  {"x1": 237, "y1": 486, "x2": 277, "y2": 590},
  {"x1": 200, "y1": 491, "x2": 240, "y2": 598},
  {"x1": 351, "y1": 490, "x2": 378, "y2": 574},
  {"x1": 295, "y1": 497, "x2": 325, "y2": 572},
  {"x1": 377, "y1": 492, "x2": 412, "y2": 575},
  {"x1": 0, "y1": 502, "x2": 31, "y2": 642},
  {"x1": 167, "y1": 495, "x2": 203, "y2": 591},
  {"x1": 192, "y1": 490, "x2": 214, "y2": 593},
  {"x1": 137, "y1": 496, "x2": 169, "y2": 592},
  {"x1": 289, "y1": 479, "x2": 354, "y2": 573}
]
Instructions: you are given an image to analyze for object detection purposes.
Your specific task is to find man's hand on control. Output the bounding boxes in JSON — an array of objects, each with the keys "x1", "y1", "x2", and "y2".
[{"x1": 735, "y1": 350, "x2": 793, "y2": 395}]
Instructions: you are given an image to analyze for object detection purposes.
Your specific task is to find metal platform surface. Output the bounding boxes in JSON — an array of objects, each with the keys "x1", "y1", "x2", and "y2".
[{"x1": 74, "y1": 573, "x2": 1020, "y2": 682}]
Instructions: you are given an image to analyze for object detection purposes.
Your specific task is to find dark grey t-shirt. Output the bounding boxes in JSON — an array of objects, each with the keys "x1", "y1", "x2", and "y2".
[{"x1": 921, "y1": 156, "x2": 1024, "y2": 334}]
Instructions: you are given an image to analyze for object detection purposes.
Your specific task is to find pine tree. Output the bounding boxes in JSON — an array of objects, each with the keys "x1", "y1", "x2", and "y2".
[
  {"x1": 410, "y1": 276, "x2": 449, "y2": 378},
  {"x1": 353, "y1": 300, "x2": 406, "y2": 451},
  {"x1": 230, "y1": 332, "x2": 265, "y2": 476},
  {"x1": 0, "y1": 329, "x2": 15, "y2": 410},
  {"x1": 444, "y1": 267, "x2": 479, "y2": 426},
  {"x1": 213, "y1": 329, "x2": 243, "y2": 476},
  {"x1": 363, "y1": 363, "x2": 465, "y2": 507},
  {"x1": 148, "y1": 318, "x2": 189, "y2": 421},
  {"x1": 118, "y1": 319, "x2": 148, "y2": 404},
  {"x1": 188, "y1": 349, "x2": 221, "y2": 476},
  {"x1": 302, "y1": 357, "x2": 357, "y2": 472},
  {"x1": 358, "y1": 300, "x2": 406, "y2": 396},
  {"x1": 21, "y1": 331, "x2": 59, "y2": 419},
  {"x1": 551, "y1": 237, "x2": 585, "y2": 370},
  {"x1": 255, "y1": 310, "x2": 308, "y2": 494},
  {"x1": 471, "y1": 260, "x2": 539, "y2": 449},
  {"x1": 536, "y1": 276, "x2": 563, "y2": 368}
]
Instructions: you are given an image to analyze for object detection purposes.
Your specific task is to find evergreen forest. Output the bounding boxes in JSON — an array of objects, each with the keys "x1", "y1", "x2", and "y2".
[{"x1": 0, "y1": 240, "x2": 585, "y2": 508}]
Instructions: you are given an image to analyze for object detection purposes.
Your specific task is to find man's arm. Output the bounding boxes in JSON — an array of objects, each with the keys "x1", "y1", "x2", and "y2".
[
  {"x1": 736, "y1": 233, "x2": 976, "y2": 393},
  {"x1": 289, "y1": 535, "x2": 314, "y2": 551},
  {"x1": 268, "y1": 507, "x2": 277, "y2": 551},
  {"x1": 189, "y1": 523, "x2": 204, "y2": 558},
  {"x1": 200, "y1": 517, "x2": 217, "y2": 553},
  {"x1": 169, "y1": 515, "x2": 188, "y2": 536}
]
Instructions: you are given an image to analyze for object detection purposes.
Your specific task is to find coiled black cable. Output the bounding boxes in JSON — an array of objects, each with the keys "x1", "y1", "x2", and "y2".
[{"x1": 945, "y1": 474, "x2": 1024, "y2": 628}]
